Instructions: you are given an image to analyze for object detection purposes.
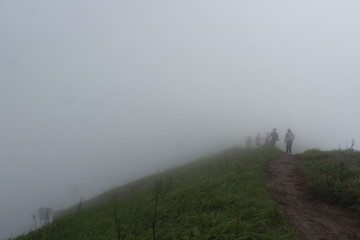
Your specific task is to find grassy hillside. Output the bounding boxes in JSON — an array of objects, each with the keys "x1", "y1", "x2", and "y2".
[
  {"x1": 14, "y1": 148, "x2": 296, "y2": 240},
  {"x1": 298, "y1": 149, "x2": 360, "y2": 210}
]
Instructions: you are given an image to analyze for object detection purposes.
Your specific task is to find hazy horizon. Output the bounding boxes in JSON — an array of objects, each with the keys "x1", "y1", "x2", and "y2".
[{"x1": 1, "y1": 0, "x2": 360, "y2": 238}]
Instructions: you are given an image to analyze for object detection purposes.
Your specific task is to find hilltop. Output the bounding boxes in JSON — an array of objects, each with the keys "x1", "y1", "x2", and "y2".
[
  {"x1": 14, "y1": 147, "x2": 295, "y2": 240},
  {"x1": 13, "y1": 147, "x2": 360, "y2": 240}
]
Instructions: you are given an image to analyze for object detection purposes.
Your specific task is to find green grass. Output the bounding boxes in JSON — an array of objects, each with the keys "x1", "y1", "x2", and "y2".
[
  {"x1": 14, "y1": 147, "x2": 296, "y2": 240},
  {"x1": 298, "y1": 149, "x2": 360, "y2": 210}
]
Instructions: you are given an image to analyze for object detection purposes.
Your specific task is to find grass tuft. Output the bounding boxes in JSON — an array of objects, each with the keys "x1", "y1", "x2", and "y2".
[{"x1": 299, "y1": 149, "x2": 360, "y2": 209}]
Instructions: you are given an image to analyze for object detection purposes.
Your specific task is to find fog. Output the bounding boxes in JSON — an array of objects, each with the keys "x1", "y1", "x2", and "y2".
[{"x1": 1, "y1": 0, "x2": 360, "y2": 238}]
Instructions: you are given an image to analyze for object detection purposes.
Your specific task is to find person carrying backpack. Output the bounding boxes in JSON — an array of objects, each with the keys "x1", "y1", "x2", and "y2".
[
  {"x1": 269, "y1": 128, "x2": 279, "y2": 146},
  {"x1": 284, "y1": 129, "x2": 295, "y2": 154}
]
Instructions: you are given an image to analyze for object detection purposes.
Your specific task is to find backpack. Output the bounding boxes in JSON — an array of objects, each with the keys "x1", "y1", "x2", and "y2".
[{"x1": 287, "y1": 132, "x2": 294, "y2": 141}]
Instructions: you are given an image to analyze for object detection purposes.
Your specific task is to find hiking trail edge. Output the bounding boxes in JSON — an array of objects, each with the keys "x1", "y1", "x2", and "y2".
[{"x1": 267, "y1": 153, "x2": 360, "y2": 240}]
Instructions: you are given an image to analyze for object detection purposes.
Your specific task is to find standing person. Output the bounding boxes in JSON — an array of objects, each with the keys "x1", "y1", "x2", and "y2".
[
  {"x1": 284, "y1": 129, "x2": 295, "y2": 154},
  {"x1": 265, "y1": 132, "x2": 270, "y2": 146},
  {"x1": 255, "y1": 133, "x2": 261, "y2": 147},
  {"x1": 269, "y1": 128, "x2": 279, "y2": 146},
  {"x1": 246, "y1": 136, "x2": 253, "y2": 149}
]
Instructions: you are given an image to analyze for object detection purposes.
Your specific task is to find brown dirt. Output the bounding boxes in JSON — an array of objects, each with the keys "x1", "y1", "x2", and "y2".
[{"x1": 267, "y1": 153, "x2": 360, "y2": 240}]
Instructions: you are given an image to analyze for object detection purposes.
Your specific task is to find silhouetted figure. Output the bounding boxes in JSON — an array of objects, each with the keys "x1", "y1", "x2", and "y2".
[
  {"x1": 269, "y1": 128, "x2": 279, "y2": 146},
  {"x1": 265, "y1": 132, "x2": 270, "y2": 146},
  {"x1": 284, "y1": 129, "x2": 295, "y2": 154},
  {"x1": 246, "y1": 136, "x2": 253, "y2": 148},
  {"x1": 255, "y1": 133, "x2": 261, "y2": 147}
]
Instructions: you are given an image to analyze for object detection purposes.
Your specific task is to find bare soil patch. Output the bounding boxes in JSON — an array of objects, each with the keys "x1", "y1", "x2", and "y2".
[{"x1": 267, "y1": 153, "x2": 360, "y2": 240}]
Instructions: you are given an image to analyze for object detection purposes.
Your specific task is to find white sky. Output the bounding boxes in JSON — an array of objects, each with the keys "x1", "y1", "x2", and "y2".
[{"x1": 1, "y1": 0, "x2": 360, "y2": 238}]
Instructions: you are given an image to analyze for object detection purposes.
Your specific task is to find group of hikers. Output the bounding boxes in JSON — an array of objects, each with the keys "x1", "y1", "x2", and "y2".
[{"x1": 246, "y1": 128, "x2": 295, "y2": 154}]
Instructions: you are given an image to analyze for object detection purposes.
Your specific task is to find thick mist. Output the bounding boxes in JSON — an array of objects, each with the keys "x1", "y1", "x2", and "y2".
[{"x1": 1, "y1": 0, "x2": 360, "y2": 238}]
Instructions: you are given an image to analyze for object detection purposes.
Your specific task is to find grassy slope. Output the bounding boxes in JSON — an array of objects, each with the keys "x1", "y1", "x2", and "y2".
[
  {"x1": 298, "y1": 149, "x2": 360, "y2": 210},
  {"x1": 15, "y1": 148, "x2": 296, "y2": 240}
]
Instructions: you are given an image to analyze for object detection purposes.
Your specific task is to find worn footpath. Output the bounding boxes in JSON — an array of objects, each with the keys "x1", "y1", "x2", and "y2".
[{"x1": 267, "y1": 153, "x2": 360, "y2": 240}]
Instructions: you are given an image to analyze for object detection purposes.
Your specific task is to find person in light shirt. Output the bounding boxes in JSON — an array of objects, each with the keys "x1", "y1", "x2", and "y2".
[{"x1": 284, "y1": 129, "x2": 295, "y2": 154}]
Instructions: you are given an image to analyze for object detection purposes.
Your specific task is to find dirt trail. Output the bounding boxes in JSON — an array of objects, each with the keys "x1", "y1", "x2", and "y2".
[{"x1": 267, "y1": 153, "x2": 360, "y2": 240}]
